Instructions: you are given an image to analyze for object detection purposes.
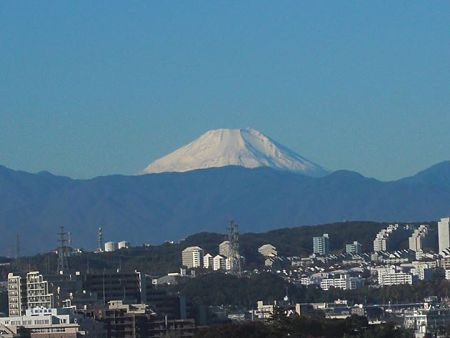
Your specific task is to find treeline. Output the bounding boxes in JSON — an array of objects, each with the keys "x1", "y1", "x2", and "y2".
[
  {"x1": 194, "y1": 313, "x2": 412, "y2": 338},
  {"x1": 169, "y1": 273, "x2": 450, "y2": 308}
]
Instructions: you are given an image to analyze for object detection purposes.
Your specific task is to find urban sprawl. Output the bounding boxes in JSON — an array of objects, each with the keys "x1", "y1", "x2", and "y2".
[{"x1": 1, "y1": 218, "x2": 450, "y2": 337}]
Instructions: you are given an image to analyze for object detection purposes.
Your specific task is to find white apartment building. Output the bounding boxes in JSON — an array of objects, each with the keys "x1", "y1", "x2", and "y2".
[
  {"x1": 26, "y1": 272, "x2": 53, "y2": 310},
  {"x1": 0, "y1": 307, "x2": 81, "y2": 337},
  {"x1": 377, "y1": 266, "x2": 413, "y2": 286},
  {"x1": 373, "y1": 224, "x2": 412, "y2": 252},
  {"x1": 258, "y1": 244, "x2": 277, "y2": 257},
  {"x1": 438, "y1": 217, "x2": 450, "y2": 253},
  {"x1": 7, "y1": 272, "x2": 54, "y2": 317},
  {"x1": 203, "y1": 253, "x2": 213, "y2": 269},
  {"x1": 181, "y1": 246, "x2": 204, "y2": 269},
  {"x1": 320, "y1": 274, "x2": 363, "y2": 291},
  {"x1": 212, "y1": 255, "x2": 226, "y2": 271},
  {"x1": 409, "y1": 224, "x2": 432, "y2": 252},
  {"x1": 219, "y1": 241, "x2": 231, "y2": 258},
  {"x1": 7, "y1": 273, "x2": 26, "y2": 316}
]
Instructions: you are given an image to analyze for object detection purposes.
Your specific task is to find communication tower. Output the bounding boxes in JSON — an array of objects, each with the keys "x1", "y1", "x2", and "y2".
[{"x1": 97, "y1": 227, "x2": 103, "y2": 252}]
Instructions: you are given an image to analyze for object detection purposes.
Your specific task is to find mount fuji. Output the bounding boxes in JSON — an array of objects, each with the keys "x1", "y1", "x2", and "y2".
[{"x1": 143, "y1": 128, "x2": 328, "y2": 177}]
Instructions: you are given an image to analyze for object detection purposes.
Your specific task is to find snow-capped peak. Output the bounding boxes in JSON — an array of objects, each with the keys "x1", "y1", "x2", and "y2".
[{"x1": 143, "y1": 128, "x2": 328, "y2": 176}]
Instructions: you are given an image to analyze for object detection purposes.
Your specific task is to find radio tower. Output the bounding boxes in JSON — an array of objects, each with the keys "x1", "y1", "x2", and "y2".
[
  {"x1": 97, "y1": 227, "x2": 103, "y2": 252},
  {"x1": 227, "y1": 220, "x2": 241, "y2": 276},
  {"x1": 57, "y1": 226, "x2": 69, "y2": 273}
]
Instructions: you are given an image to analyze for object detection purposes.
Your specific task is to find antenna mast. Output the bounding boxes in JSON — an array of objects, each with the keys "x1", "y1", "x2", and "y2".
[{"x1": 97, "y1": 227, "x2": 103, "y2": 252}]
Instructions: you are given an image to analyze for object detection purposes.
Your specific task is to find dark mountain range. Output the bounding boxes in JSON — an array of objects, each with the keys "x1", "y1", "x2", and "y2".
[{"x1": 0, "y1": 162, "x2": 449, "y2": 255}]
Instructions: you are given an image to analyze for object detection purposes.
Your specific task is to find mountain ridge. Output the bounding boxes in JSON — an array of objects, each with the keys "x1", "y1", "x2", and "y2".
[{"x1": 1, "y1": 161, "x2": 450, "y2": 255}]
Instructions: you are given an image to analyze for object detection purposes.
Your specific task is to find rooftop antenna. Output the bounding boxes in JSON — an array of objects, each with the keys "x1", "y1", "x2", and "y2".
[
  {"x1": 227, "y1": 220, "x2": 241, "y2": 276},
  {"x1": 57, "y1": 225, "x2": 69, "y2": 273}
]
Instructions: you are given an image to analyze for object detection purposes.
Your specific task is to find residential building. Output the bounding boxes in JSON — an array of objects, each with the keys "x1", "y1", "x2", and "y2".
[
  {"x1": 26, "y1": 272, "x2": 54, "y2": 310},
  {"x1": 0, "y1": 307, "x2": 98, "y2": 338},
  {"x1": 404, "y1": 303, "x2": 450, "y2": 337},
  {"x1": 181, "y1": 246, "x2": 204, "y2": 269},
  {"x1": 99, "y1": 300, "x2": 195, "y2": 338},
  {"x1": 101, "y1": 300, "x2": 155, "y2": 338},
  {"x1": 7, "y1": 273, "x2": 27, "y2": 316},
  {"x1": 83, "y1": 271, "x2": 145, "y2": 305},
  {"x1": 320, "y1": 274, "x2": 363, "y2": 291},
  {"x1": 409, "y1": 224, "x2": 434, "y2": 252},
  {"x1": 203, "y1": 253, "x2": 213, "y2": 269},
  {"x1": 373, "y1": 224, "x2": 412, "y2": 252},
  {"x1": 438, "y1": 217, "x2": 450, "y2": 253},
  {"x1": 258, "y1": 244, "x2": 277, "y2": 257},
  {"x1": 345, "y1": 241, "x2": 362, "y2": 254},
  {"x1": 218, "y1": 241, "x2": 231, "y2": 258},
  {"x1": 313, "y1": 234, "x2": 330, "y2": 256},
  {"x1": 377, "y1": 266, "x2": 413, "y2": 286},
  {"x1": 7, "y1": 272, "x2": 54, "y2": 316},
  {"x1": 212, "y1": 255, "x2": 226, "y2": 271}
]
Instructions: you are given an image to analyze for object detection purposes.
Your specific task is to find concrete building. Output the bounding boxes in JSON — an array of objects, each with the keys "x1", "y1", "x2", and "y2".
[
  {"x1": 373, "y1": 224, "x2": 412, "y2": 252},
  {"x1": 117, "y1": 241, "x2": 129, "y2": 250},
  {"x1": 438, "y1": 217, "x2": 450, "y2": 253},
  {"x1": 404, "y1": 303, "x2": 450, "y2": 337},
  {"x1": 409, "y1": 224, "x2": 434, "y2": 252},
  {"x1": 104, "y1": 241, "x2": 117, "y2": 252},
  {"x1": 345, "y1": 241, "x2": 362, "y2": 254},
  {"x1": 320, "y1": 274, "x2": 363, "y2": 291},
  {"x1": 99, "y1": 300, "x2": 195, "y2": 338},
  {"x1": 313, "y1": 234, "x2": 330, "y2": 256},
  {"x1": 7, "y1": 273, "x2": 27, "y2": 316},
  {"x1": 203, "y1": 253, "x2": 213, "y2": 269},
  {"x1": 218, "y1": 241, "x2": 231, "y2": 258},
  {"x1": 0, "y1": 307, "x2": 91, "y2": 337},
  {"x1": 83, "y1": 271, "x2": 145, "y2": 305},
  {"x1": 7, "y1": 272, "x2": 54, "y2": 317},
  {"x1": 181, "y1": 246, "x2": 204, "y2": 269},
  {"x1": 101, "y1": 300, "x2": 155, "y2": 338},
  {"x1": 377, "y1": 266, "x2": 413, "y2": 286},
  {"x1": 212, "y1": 255, "x2": 226, "y2": 271},
  {"x1": 258, "y1": 244, "x2": 277, "y2": 257}
]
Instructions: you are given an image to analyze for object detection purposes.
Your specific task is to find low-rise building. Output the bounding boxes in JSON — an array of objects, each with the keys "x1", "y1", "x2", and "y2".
[
  {"x1": 320, "y1": 274, "x2": 363, "y2": 291},
  {"x1": 0, "y1": 307, "x2": 97, "y2": 337},
  {"x1": 377, "y1": 266, "x2": 413, "y2": 286}
]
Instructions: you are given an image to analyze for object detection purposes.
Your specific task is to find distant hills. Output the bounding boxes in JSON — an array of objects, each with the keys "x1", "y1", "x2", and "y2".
[{"x1": 1, "y1": 161, "x2": 450, "y2": 255}]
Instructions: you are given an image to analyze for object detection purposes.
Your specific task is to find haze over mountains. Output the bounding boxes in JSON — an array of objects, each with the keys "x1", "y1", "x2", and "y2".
[{"x1": 1, "y1": 129, "x2": 449, "y2": 255}]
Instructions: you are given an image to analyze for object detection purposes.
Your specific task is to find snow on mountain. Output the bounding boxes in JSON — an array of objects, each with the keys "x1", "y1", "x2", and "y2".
[{"x1": 143, "y1": 128, "x2": 328, "y2": 176}]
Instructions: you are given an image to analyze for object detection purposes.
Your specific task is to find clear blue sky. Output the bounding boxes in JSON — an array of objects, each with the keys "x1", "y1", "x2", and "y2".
[{"x1": 1, "y1": 1, "x2": 449, "y2": 180}]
